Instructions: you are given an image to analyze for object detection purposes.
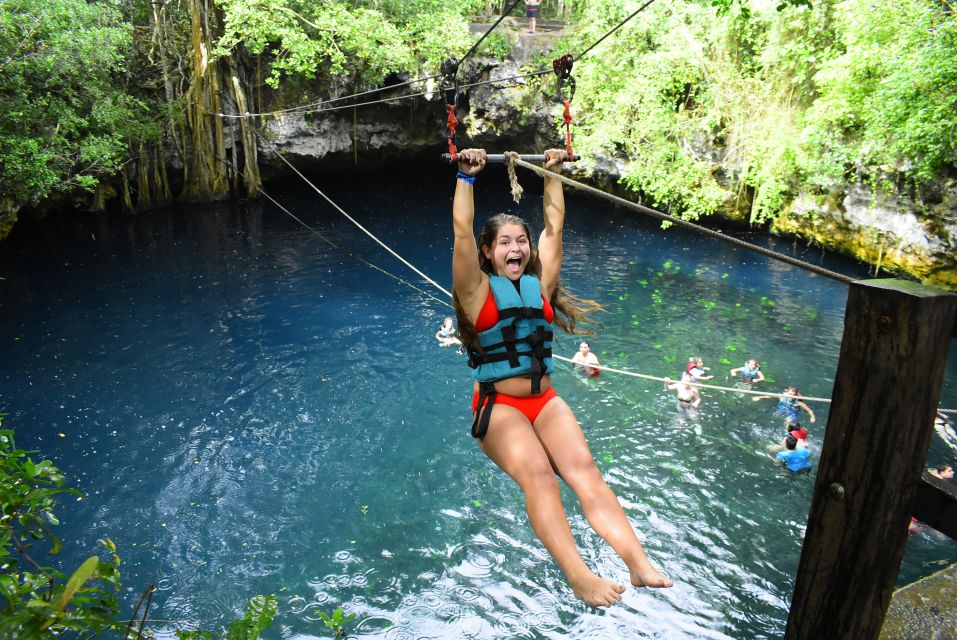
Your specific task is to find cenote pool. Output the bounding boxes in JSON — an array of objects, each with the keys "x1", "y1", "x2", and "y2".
[{"x1": 1, "y1": 161, "x2": 956, "y2": 639}]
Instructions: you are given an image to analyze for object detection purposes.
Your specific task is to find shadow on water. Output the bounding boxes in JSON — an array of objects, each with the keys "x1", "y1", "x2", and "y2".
[{"x1": 1, "y1": 161, "x2": 955, "y2": 639}]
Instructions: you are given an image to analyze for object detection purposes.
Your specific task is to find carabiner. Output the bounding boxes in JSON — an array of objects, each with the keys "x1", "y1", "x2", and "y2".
[{"x1": 552, "y1": 53, "x2": 576, "y2": 103}]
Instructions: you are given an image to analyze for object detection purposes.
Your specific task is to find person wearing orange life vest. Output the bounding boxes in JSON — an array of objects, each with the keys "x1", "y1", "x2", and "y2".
[{"x1": 450, "y1": 147, "x2": 672, "y2": 608}]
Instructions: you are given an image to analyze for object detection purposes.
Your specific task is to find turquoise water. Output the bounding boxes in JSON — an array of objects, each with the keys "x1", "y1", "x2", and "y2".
[{"x1": 1, "y1": 162, "x2": 956, "y2": 639}]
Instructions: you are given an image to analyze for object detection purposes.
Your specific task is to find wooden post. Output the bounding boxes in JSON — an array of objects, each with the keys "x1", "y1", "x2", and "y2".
[
  {"x1": 785, "y1": 279, "x2": 957, "y2": 640},
  {"x1": 912, "y1": 472, "x2": 957, "y2": 540}
]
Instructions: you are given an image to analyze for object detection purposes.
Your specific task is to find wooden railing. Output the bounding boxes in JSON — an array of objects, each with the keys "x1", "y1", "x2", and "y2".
[{"x1": 785, "y1": 279, "x2": 957, "y2": 639}]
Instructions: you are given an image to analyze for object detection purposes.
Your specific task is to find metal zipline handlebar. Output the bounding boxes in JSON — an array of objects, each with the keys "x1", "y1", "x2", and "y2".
[{"x1": 441, "y1": 153, "x2": 580, "y2": 164}]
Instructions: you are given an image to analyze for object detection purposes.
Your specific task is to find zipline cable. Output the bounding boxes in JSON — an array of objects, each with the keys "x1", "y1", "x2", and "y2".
[
  {"x1": 266, "y1": 142, "x2": 453, "y2": 299},
  {"x1": 262, "y1": 149, "x2": 957, "y2": 415},
  {"x1": 215, "y1": 72, "x2": 444, "y2": 119},
  {"x1": 254, "y1": 186, "x2": 451, "y2": 307},
  {"x1": 215, "y1": 68, "x2": 552, "y2": 119},
  {"x1": 505, "y1": 154, "x2": 857, "y2": 285}
]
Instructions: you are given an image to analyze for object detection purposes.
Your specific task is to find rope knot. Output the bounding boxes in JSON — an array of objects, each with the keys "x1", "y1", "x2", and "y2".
[{"x1": 504, "y1": 151, "x2": 524, "y2": 203}]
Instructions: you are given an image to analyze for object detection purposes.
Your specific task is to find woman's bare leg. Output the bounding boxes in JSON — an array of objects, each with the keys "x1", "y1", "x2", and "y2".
[
  {"x1": 534, "y1": 398, "x2": 672, "y2": 589},
  {"x1": 480, "y1": 404, "x2": 624, "y2": 607}
]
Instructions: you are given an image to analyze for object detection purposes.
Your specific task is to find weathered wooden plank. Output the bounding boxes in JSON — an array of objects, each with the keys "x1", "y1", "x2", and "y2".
[
  {"x1": 911, "y1": 471, "x2": 957, "y2": 540},
  {"x1": 785, "y1": 279, "x2": 957, "y2": 640}
]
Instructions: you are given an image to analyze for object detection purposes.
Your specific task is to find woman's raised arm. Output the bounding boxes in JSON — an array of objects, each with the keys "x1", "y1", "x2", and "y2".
[
  {"x1": 537, "y1": 149, "x2": 567, "y2": 298},
  {"x1": 451, "y1": 149, "x2": 487, "y2": 309}
]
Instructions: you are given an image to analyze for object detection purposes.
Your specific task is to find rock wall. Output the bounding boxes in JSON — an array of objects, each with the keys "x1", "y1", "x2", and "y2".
[
  {"x1": 774, "y1": 182, "x2": 957, "y2": 289},
  {"x1": 0, "y1": 199, "x2": 18, "y2": 240},
  {"x1": 259, "y1": 42, "x2": 957, "y2": 290},
  {"x1": 5, "y1": 31, "x2": 955, "y2": 291}
]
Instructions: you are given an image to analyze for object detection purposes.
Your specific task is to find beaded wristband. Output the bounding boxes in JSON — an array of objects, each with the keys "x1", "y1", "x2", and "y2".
[{"x1": 456, "y1": 171, "x2": 476, "y2": 185}]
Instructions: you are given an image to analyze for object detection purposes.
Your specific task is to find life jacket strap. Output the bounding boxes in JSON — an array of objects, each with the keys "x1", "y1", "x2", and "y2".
[
  {"x1": 527, "y1": 325, "x2": 548, "y2": 395},
  {"x1": 471, "y1": 381, "x2": 498, "y2": 439}
]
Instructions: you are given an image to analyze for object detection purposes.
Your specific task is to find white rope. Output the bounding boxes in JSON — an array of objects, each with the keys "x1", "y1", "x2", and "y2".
[
  {"x1": 256, "y1": 186, "x2": 452, "y2": 308},
  {"x1": 269, "y1": 146, "x2": 453, "y2": 299},
  {"x1": 552, "y1": 355, "x2": 832, "y2": 403},
  {"x1": 265, "y1": 147, "x2": 956, "y2": 416}
]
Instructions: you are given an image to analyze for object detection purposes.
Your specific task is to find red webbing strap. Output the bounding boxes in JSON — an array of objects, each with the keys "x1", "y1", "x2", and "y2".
[
  {"x1": 562, "y1": 99, "x2": 574, "y2": 158},
  {"x1": 446, "y1": 104, "x2": 458, "y2": 162}
]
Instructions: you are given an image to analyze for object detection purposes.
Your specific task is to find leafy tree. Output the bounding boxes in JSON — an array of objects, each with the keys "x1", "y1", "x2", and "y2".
[
  {"x1": 801, "y1": 0, "x2": 957, "y2": 190},
  {"x1": 571, "y1": 0, "x2": 732, "y2": 220},
  {"x1": 0, "y1": 0, "x2": 149, "y2": 205},
  {"x1": 0, "y1": 421, "x2": 122, "y2": 638},
  {"x1": 213, "y1": 0, "x2": 484, "y2": 89},
  {"x1": 568, "y1": 0, "x2": 954, "y2": 225}
]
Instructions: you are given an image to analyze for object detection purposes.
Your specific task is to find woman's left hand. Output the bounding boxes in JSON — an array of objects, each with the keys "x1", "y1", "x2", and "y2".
[{"x1": 544, "y1": 149, "x2": 567, "y2": 173}]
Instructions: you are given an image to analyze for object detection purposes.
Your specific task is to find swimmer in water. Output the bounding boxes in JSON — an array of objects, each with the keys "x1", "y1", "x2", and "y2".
[
  {"x1": 571, "y1": 340, "x2": 601, "y2": 376},
  {"x1": 665, "y1": 370, "x2": 700, "y2": 422},
  {"x1": 435, "y1": 317, "x2": 462, "y2": 347}
]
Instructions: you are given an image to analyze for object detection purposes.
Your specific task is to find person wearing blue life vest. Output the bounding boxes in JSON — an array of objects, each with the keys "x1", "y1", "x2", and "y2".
[
  {"x1": 755, "y1": 385, "x2": 816, "y2": 425},
  {"x1": 450, "y1": 148, "x2": 672, "y2": 607},
  {"x1": 730, "y1": 358, "x2": 764, "y2": 386},
  {"x1": 775, "y1": 385, "x2": 815, "y2": 425},
  {"x1": 776, "y1": 434, "x2": 812, "y2": 473}
]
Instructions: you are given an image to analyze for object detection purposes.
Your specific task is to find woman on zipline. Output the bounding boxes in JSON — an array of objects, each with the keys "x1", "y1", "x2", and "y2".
[{"x1": 450, "y1": 148, "x2": 671, "y2": 607}]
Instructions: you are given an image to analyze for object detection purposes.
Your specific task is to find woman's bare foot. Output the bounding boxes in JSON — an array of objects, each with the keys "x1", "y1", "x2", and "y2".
[
  {"x1": 629, "y1": 561, "x2": 673, "y2": 589},
  {"x1": 570, "y1": 572, "x2": 625, "y2": 607}
]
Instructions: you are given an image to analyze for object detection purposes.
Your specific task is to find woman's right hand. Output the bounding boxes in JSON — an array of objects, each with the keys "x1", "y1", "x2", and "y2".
[{"x1": 457, "y1": 148, "x2": 487, "y2": 176}]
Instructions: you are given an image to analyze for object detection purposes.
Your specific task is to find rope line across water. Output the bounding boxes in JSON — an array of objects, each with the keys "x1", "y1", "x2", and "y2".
[
  {"x1": 255, "y1": 186, "x2": 451, "y2": 308},
  {"x1": 261, "y1": 148, "x2": 956, "y2": 416},
  {"x1": 552, "y1": 355, "x2": 832, "y2": 403},
  {"x1": 506, "y1": 154, "x2": 857, "y2": 285}
]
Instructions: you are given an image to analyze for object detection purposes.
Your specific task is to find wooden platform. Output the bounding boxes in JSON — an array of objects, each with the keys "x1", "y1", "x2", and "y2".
[{"x1": 879, "y1": 563, "x2": 957, "y2": 639}]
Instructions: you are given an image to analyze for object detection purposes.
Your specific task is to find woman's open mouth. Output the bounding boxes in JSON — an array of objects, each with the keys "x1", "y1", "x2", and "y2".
[{"x1": 506, "y1": 256, "x2": 523, "y2": 273}]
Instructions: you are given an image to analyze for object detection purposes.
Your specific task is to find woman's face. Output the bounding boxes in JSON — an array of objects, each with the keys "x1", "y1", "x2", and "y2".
[{"x1": 484, "y1": 223, "x2": 530, "y2": 280}]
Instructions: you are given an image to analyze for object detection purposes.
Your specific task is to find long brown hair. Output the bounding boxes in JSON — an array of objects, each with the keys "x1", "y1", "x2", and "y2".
[{"x1": 452, "y1": 213, "x2": 603, "y2": 352}]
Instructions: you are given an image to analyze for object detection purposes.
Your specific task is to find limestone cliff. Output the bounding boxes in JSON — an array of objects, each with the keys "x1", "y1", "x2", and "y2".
[{"x1": 257, "y1": 25, "x2": 956, "y2": 290}]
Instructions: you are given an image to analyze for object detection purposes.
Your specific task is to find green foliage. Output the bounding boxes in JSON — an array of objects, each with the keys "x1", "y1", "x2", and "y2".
[
  {"x1": 570, "y1": 0, "x2": 955, "y2": 225},
  {"x1": 711, "y1": 0, "x2": 813, "y2": 15},
  {"x1": 172, "y1": 595, "x2": 277, "y2": 640},
  {"x1": 318, "y1": 606, "x2": 356, "y2": 640},
  {"x1": 0, "y1": 0, "x2": 149, "y2": 204},
  {"x1": 0, "y1": 422, "x2": 123, "y2": 639},
  {"x1": 225, "y1": 595, "x2": 278, "y2": 640},
  {"x1": 801, "y1": 0, "x2": 957, "y2": 189},
  {"x1": 477, "y1": 32, "x2": 512, "y2": 60},
  {"x1": 572, "y1": 1, "x2": 733, "y2": 220},
  {"x1": 214, "y1": 0, "x2": 474, "y2": 88}
]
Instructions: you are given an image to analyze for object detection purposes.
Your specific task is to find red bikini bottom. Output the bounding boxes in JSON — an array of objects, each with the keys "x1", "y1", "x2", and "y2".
[{"x1": 472, "y1": 385, "x2": 558, "y2": 425}]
